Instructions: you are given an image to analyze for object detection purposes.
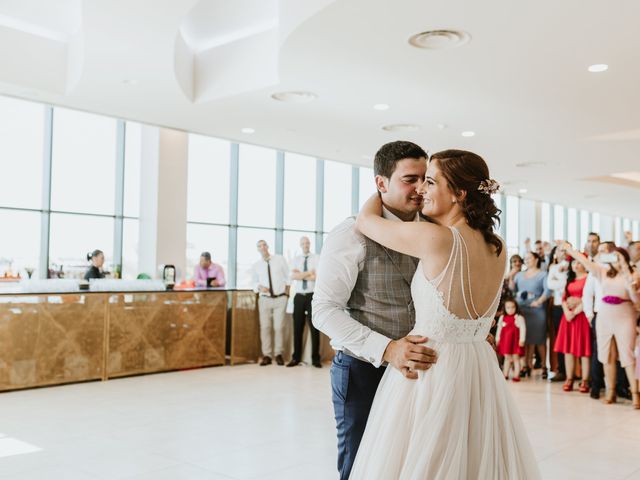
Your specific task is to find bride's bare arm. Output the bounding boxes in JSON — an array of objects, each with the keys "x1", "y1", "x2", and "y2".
[{"x1": 355, "y1": 194, "x2": 449, "y2": 259}]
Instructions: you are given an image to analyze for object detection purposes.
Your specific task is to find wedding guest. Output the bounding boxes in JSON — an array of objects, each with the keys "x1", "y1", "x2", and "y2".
[
  {"x1": 251, "y1": 240, "x2": 290, "y2": 366},
  {"x1": 547, "y1": 246, "x2": 568, "y2": 382},
  {"x1": 514, "y1": 252, "x2": 550, "y2": 378},
  {"x1": 553, "y1": 257, "x2": 591, "y2": 393},
  {"x1": 507, "y1": 254, "x2": 524, "y2": 295},
  {"x1": 566, "y1": 244, "x2": 639, "y2": 408},
  {"x1": 584, "y1": 242, "x2": 631, "y2": 399},
  {"x1": 84, "y1": 249, "x2": 105, "y2": 280},
  {"x1": 288, "y1": 236, "x2": 321, "y2": 368},
  {"x1": 523, "y1": 238, "x2": 549, "y2": 270},
  {"x1": 496, "y1": 298, "x2": 526, "y2": 382},
  {"x1": 584, "y1": 232, "x2": 601, "y2": 260},
  {"x1": 193, "y1": 251, "x2": 226, "y2": 287}
]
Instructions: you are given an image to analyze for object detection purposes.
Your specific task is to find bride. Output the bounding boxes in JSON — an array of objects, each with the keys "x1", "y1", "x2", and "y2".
[{"x1": 349, "y1": 150, "x2": 540, "y2": 479}]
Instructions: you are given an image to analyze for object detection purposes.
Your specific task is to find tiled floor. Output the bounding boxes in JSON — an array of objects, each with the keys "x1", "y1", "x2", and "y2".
[{"x1": 0, "y1": 364, "x2": 639, "y2": 479}]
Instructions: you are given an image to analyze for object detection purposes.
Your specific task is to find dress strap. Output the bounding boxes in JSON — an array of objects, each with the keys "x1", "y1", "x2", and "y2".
[{"x1": 457, "y1": 230, "x2": 481, "y2": 319}]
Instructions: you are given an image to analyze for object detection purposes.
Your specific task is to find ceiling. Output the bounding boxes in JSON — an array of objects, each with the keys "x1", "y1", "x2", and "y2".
[{"x1": 1, "y1": 0, "x2": 639, "y2": 219}]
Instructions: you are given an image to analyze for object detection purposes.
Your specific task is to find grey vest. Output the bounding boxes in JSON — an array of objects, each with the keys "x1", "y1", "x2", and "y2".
[{"x1": 347, "y1": 235, "x2": 418, "y2": 341}]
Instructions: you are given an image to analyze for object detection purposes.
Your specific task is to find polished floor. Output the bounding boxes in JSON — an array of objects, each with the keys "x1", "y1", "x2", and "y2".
[{"x1": 0, "y1": 364, "x2": 639, "y2": 480}]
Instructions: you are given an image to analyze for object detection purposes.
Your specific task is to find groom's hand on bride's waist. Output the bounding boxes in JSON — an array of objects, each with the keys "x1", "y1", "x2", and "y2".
[{"x1": 383, "y1": 336, "x2": 437, "y2": 380}]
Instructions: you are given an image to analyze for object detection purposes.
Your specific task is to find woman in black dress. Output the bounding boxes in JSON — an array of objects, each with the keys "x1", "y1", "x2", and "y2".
[{"x1": 84, "y1": 249, "x2": 106, "y2": 280}]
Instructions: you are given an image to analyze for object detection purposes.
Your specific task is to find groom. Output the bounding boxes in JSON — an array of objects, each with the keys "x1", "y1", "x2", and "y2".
[{"x1": 312, "y1": 141, "x2": 438, "y2": 480}]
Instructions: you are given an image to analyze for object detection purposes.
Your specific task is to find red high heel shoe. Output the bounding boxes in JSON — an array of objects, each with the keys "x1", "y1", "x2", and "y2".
[
  {"x1": 562, "y1": 379, "x2": 574, "y2": 392},
  {"x1": 578, "y1": 381, "x2": 590, "y2": 394},
  {"x1": 512, "y1": 377, "x2": 521, "y2": 383}
]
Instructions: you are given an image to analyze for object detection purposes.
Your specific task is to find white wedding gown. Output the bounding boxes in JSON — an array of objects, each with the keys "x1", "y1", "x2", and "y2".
[{"x1": 349, "y1": 228, "x2": 541, "y2": 479}]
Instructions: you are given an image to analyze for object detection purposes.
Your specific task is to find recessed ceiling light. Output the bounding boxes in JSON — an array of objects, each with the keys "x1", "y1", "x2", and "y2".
[
  {"x1": 373, "y1": 104, "x2": 390, "y2": 111},
  {"x1": 518, "y1": 188, "x2": 528, "y2": 194},
  {"x1": 382, "y1": 124, "x2": 420, "y2": 132},
  {"x1": 461, "y1": 131, "x2": 475, "y2": 137},
  {"x1": 122, "y1": 79, "x2": 138, "y2": 86},
  {"x1": 588, "y1": 64, "x2": 608, "y2": 73},
  {"x1": 515, "y1": 161, "x2": 547, "y2": 168},
  {"x1": 409, "y1": 30, "x2": 471, "y2": 50},
  {"x1": 241, "y1": 127, "x2": 255, "y2": 134},
  {"x1": 271, "y1": 91, "x2": 317, "y2": 103}
]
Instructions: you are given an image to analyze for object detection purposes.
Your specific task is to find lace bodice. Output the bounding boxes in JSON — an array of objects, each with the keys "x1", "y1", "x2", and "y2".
[{"x1": 410, "y1": 227, "x2": 502, "y2": 344}]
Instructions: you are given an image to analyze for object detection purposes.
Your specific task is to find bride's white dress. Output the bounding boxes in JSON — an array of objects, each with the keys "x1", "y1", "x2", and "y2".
[{"x1": 349, "y1": 228, "x2": 541, "y2": 479}]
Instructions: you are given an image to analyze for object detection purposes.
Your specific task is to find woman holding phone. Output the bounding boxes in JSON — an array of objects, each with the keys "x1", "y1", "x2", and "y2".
[{"x1": 564, "y1": 243, "x2": 639, "y2": 408}]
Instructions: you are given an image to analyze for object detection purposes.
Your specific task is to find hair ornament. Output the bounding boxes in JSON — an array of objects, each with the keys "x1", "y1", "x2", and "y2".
[{"x1": 477, "y1": 178, "x2": 501, "y2": 195}]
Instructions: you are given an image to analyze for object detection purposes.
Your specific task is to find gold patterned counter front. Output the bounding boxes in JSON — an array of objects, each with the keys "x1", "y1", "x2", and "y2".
[
  {"x1": 0, "y1": 294, "x2": 106, "y2": 391},
  {"x1": 0, "y1": 290, "x2": 242, "y2": 392},
  {"x1": 107, "y1": 291, "x2": 227, "y2": 377}
]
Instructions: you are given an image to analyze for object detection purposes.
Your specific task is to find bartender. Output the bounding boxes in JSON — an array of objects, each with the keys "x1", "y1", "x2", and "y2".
[
  {"x1": 193, "y1": 251, "x2": 226, "y2": 287},
  {"x1": 84, "y1": 249, "x2": 106, "y2": 280}
]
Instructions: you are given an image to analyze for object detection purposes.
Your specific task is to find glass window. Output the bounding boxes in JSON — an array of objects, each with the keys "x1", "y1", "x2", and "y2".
[
  {"x1": 540, "y1": 203, "x2": 551, "y2": 242},
  {"x1": 567, "y1": 208, "x2": 578, "y2": 246},
  {"x1": 592, "y1": 212, "x2": 600, "y2": 234},
  {"x1": 553, "y1": 205, "x2": 565, "y2": 241},
  {"x1": 48, "y1": 213, "x2": 114, "y2": 279},
  {"x1": 0, "y1": 96, "x2": 44, "y2": 209},
  {"x1": 237, "y1": 144, "x2": 276, "y2": 228},
  {"x1": 187, "y1": 134, "x2": 230, "y2": 224},
  {"x1": 615, "y1": 217, "x2": 623, "y2": 246},
  {"x1": 623, "y1": 218, "x2": 632, "y2": 244},
  {"x1": 359, "y1": 167, "x2": 376, "y2": 210},
  {"x1": 633, "y1": 220, "x2": 639, "y2": 241},
  {"x1": 51, "y1": 107, "x2": 117, "y2": 215},
  {"x1": 324, "y1": 160, "x2": 351, "y2": 232},
  {"x1": 236, "y1": 227, "x2": 275, "y2": 288},
  {"x1": 283, "y1": 153, "x2": 316, "y2": 230},
  {"x1": 123, "y1": 122, "x2": 142, "y2": 218},
  {"x1": 51, "y1": 108, "x2": 116, "y2": 215},
  {"x1": 0, "y1": 209, "x2": 41, "y2": 277},
  {"x1": 579, "y1": 210, "x2": 590, "y2": 249},
  {"x1": 186, "y1": 223, "x2": 229, "y2": 283},
  {"x1": 121, "y1": 218, "x2": 140, "y2": 279},
  {"x1": 506, "y1": 196, "x2": 519, "y2": 252}
]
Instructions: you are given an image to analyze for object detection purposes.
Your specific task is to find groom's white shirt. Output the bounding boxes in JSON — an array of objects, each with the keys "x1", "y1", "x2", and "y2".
[{"x1": 313, "y1": 207, "x2": 419, "y2": 368}]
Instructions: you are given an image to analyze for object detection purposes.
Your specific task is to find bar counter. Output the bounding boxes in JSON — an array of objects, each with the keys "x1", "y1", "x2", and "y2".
[{"x1": 0, "y1": 287, "x2": 260, "y2": 392}]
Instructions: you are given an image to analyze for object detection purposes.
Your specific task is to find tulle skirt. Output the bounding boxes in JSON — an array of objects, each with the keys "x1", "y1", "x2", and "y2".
[{"x1": 349, "y1": 340, "x2": 541, "y2": 480}]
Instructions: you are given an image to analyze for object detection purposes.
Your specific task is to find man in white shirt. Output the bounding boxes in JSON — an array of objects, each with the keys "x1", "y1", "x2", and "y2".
[
  {"x1": 251, "y1": 240, "x2": 290, "y2": 366},
  {"x1": 313, "y1": 141, "x2": 438, "y2": 480},
  {"x1": 287, "y1": 236, "x2": 321, "y2": 368}
]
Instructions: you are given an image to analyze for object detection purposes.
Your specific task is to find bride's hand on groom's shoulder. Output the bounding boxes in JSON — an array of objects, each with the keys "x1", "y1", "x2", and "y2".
[{"x1": 383, "y1": 335, "x2": 437, "y2": 380}]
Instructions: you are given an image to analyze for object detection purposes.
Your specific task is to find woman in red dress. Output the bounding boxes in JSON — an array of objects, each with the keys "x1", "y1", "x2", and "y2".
[{"x1": 553, "y1": 258, "x2": 592, "y2": 393}]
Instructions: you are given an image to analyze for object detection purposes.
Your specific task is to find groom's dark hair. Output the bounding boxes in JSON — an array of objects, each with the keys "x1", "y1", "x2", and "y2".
[{"x1": 374, "y1": 141, "x2": 427, "y2": 178}]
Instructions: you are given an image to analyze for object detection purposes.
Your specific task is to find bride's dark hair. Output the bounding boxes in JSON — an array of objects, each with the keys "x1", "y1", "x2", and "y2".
[{"x1": 429, "y1": 149, "x2": 503, "y2": 257}]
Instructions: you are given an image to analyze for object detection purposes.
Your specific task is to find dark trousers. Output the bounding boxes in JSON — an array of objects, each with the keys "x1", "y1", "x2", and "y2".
[
  {"x1": 591, "y1": 315, "x2": 604, "y2": 392},
  {"x1": 331, "y1": 351, "x2": 385, "y2": 480},
  {"x1": 292, "y1": 293, "x2": 320, "y2": 363},
  {"x1": 590, "y1": 315, "x2": 630, "y2": 394},
  {"x1": 551, "y1": 305, "x2": 565, "y2": 375}
]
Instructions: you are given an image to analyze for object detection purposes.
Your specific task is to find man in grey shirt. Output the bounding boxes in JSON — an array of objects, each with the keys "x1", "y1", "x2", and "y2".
[{"x1": 312, "y1": 141, "x2": 438, "y2": 480}]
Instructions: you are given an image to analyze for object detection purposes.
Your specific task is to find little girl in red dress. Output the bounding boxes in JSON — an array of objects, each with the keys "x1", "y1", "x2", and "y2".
[
  {"x1": 553, "y1": 258, "x2": 592, "y2": 393},
  {"x1": 496, "y1": 298, "x2": 527, "y2": 382}
]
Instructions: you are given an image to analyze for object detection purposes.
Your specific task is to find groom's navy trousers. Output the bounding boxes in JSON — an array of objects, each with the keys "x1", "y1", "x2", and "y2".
[{"x1": 331, "y1": 351, "x2": 386, "y2": 480}]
